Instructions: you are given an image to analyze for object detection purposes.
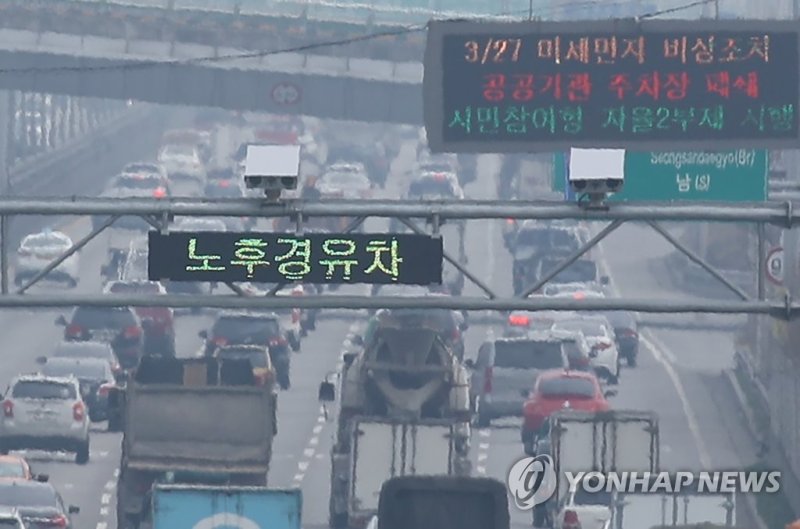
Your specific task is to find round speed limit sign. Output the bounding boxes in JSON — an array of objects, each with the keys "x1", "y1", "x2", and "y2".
[{"x1": 766, "y1": 246, "x2": 784, "y2": 285}]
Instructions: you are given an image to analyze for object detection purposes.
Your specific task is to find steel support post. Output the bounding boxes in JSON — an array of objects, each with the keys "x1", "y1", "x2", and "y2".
[
  {"x1": 0, "y1": 293, "x2": 790, "y2": 316},
  {"x1": 398, "y1": 217, "x2": 497, "y2": 299},
  {"x1": 0, "y1": 90, "x2": 10, "y2": 296},
  {"x1": 646, "y1": 220, "x2": 751, "y2": 301},
  {"x1": 0, "y1": 216, "x2": 7, "y2": 295},
  {"x1": 17, "y1": 215, "x2": 120, "y2": 294},
  {"x1": 520, "y1": 220, "x2": 625, "y2": 298},
  {"x1": 757, "y1": 222, "x2": 766, "y2": 300}
]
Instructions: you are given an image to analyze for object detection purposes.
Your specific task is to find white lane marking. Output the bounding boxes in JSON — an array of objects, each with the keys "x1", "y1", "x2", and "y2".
[
  {"x1": 479, "y1": 429, "x2": 491, "y2": 438},
  {"x1": 478, "y1": 443, "x2": 490, "y2": 450},
  {"x1": 101, "y1": 493, "x2": 111, "y2": 505},
  {"x1": 104, "y1": 481, "x2": 115, "y2": 490},
  {"x1": 476, "y1": 466, "x2": 487, "y2": 475},
  {"x1": 62, "y1": 484, "x2": 73, "y2": 490},
  {"x1": 475, "y1": 428, "x2": 491, "y2": 477},
  {"x1": 96, "y1": 523, "x2": 108, "y2": 529},
  {"x1": 292, "y1": 330, "x2": 357, "y2": 486},
  {"x1": 100, "y1": 507, "x2": 108, "y2": 516},
  {"x1": 477, "y1": 453, "x2": 488, "y2": 462},
  {"x1": 594, "y1": 226, "x2": 712, "y2": 470},
  {"x1": 113, "y1": 468, "x2": 120, "y2": 478}
]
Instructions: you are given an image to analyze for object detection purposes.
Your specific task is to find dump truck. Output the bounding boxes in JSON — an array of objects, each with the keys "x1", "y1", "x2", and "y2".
[
  {"x1": 376, "y1": 476, "x2": 510, "y2": 529},
  {"x1": 319, "y1": 313, "x2": 472, "y2": 529},
  {"x1": 614, "y1": 481, "x2": 736, "y2": 529},
  {"x1": 151, "y1": 484, "x2": 301, "y2": 529},
  {"x1": 114, "y1": 357, "x2": 278, "y2": 529},
  {"x1": 533, "y1": 409, "x2": 660, "y2": 528}
]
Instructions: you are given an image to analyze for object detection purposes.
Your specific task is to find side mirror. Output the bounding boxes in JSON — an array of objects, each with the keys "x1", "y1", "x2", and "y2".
[
  {"x1": 318, "y1": 381, "x2": 335, "y2": 402},
  {"x1": 350, "y1": 335, "x2": 364, "y2": 347},
  {"x1": 34, "y1": 473, "x2": 49, "y2": 483},
  {"x1": 35, "y1": 356, "x2": 47, "y2": 365},
  {"x1": 520, "y1": 389, "x2": 530, "y2": 398},
  {"x1": 600, "y1": 275, "x2": 610, "y2": 285},
  {"x1": 198, "y1": 330, "x2": 208, "y2": 339},
  {"x1": 68, "y1": 506, "x2": 80, "y2": 514},
  {"x1": 604, "y1": 389, "x2": 618, "y2": 398},
  {"x1": 464, "y1": 359, "x2": 475, "y2": 369},
  {"x1": 55, "y1": 315, "x2": 67, "y2": 326}
]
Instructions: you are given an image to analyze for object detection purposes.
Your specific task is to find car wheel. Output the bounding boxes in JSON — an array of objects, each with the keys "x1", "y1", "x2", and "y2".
[
  {"x1": 329, "y1": 513, "x2": 348, "y2": 529},
  {"x1": 608, "y1": 372, "x2": 619, "y2": 386},
  {"x1": 289, "y1": 334, "x2": 301, "y2": 353},
  {"x1": 75, "y1": 441, "x2": 90, "y2": 464},
  {"x1": 476, "y1": 406, "x2": 491, "y2": 428},
  {"x1": 626, "y1": 352, "x2": 638, "y2": 367},
  {"x1": 108, "y1": 416, "x2": 122, "y2": 432}
]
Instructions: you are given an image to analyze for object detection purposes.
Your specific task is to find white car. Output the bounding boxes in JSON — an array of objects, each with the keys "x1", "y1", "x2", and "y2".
[
  {"x1": 558, "y1": 477, "x2": 614, "y2": 529},
  {"x1": 15, "y1": 230, "x2": 79, "y2": 287},
  {"x1": 0, "y1": 375, "x2": 91, "y2": 464},
  {"x1": 551, "y1": 316, "x2": 621, "y2": 384},
  {"x1": 239, "y1": 283, "x2": 304, "y2": 351},
  {"x1": 316, "y1": 168, "x2": 372, "y2": 199},
  {"x1": 157, "y1": 143, "x2": 206, "y2": 182}
]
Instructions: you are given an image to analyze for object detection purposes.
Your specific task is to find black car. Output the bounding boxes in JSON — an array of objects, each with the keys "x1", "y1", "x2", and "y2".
[
  {"x1": 0, "y1": 480, "x2": 79, "y2": 529},
  {"x1": 56, "y1": 306, "x2": 144, "y2": 371},
  {"x1": 199, "y1": 312, "x2": 292, "y2": 389},
  {"x1": 39, "y1": 358, "x2": 116, "y2": 423}
]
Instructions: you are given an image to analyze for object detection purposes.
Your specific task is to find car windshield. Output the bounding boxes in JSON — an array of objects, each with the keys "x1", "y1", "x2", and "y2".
[
  {"x1": 71, "y1": 306, "x2": 136, "y2": 330},
  {"x1": 409, "y1": 179, "x2": 454, "y2": 197},
  {"x1": 538, "y1": 377, "x2": 595, "y2": 398},
  {"x1": 515, "y1": 229, "x2": 549, "y2": 247},
  {"x1": 217, "y1": 349, "x2": 268, "y2": 368},
  {"x1": 0, "y1": 484, "x2": 57, "y2": 507},
  {"x1": 11, "y1": 381, "x2": 76, "y2": 400},
  {"x1": 107, "y1": 282, "x2": 160, "y2": 294},
  {"x1": 574, "y1": 487, "x2": 613, "y2": 506},
  {"x1": 419, "y1": 162, "x2": 454, "y2": 173},
  {"x1": 494, "y1": 341, "x2": 564, "y2": 369},
  {"x1": 212, "y1": 317, "x2": 281, "y2": 343},
  {"x1": 116, "y1": 175, "x2": 160, "y2": 189},
  {"x1": 0, "y1": 461, "x2": 24, "y2": 478},
  {"x1": 53, "y1": 343, "x2": 109, "y2": 360},
  {"x1": 553, "y1": 321, "x2": 606, "y2": 338},
  {"x1": 42, "y1": 360, "x2": 108, "y2": 381}
]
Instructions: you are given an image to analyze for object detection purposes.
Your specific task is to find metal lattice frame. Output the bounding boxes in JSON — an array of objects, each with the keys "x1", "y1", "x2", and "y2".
[{"x1": 0, "y1": 197, "x2": 793, "y2": 317}]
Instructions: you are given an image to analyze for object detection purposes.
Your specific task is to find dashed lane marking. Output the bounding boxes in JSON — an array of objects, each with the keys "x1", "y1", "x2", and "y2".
[
  {"x1": 292, "y1": 322, "x2": 359, "y2": 487},
  {"x1": 104, "y1": 481, "x2": 115, "y2": 490},
  {"x1": 96, "y1": 523, "x2": 107, "y2": 529},
  {"x1": 101, "y1": 493, "x2": 111, "y2": 505},
  {"x1": 100, "y1": 507, "x2": 108, "y2": 516},
  {"x1": 475, "y1": 428, "x2": 491, "y2": 475}
]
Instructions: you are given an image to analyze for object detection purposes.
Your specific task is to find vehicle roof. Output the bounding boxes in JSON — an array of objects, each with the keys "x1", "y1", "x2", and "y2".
[
  {"x1": 216, "y1": 311, "x2": 279, "y2": 321},
  {"x1": 217, "y1": 344, "x2": 267, "y2": 352},
  {"x1": 492, "y1": 335, "x2": 562, "y2": 344},
  {"x1": 0, "y1": 455, "x2": 26, "y2": 466},
  {"x1": 21, "y1": 231, "x2": 70, "y2": 244},
  {"x1": 0, "y1": 479, "x2": 53, "y2": 491},
  {"x1": 553, "y1": 314, "x2": 612, "y2": 325},
  {"x1": 12, "y1": 374, "x2": 77, "y2": 385},
  {"x1": 44, "y1": 357, "x2": 107, "y2": 367},
  {"x1": 54, "y1": 341, "x2": 112, "y2": 352},
  {"x1": 538, "y1": 369, "x2": 598, "y2": 381}
]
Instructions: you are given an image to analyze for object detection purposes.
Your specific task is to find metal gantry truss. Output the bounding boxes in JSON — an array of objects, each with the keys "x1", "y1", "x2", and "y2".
[{"x1": 0, "y1": 196, "x2": 797, "y2": 318}]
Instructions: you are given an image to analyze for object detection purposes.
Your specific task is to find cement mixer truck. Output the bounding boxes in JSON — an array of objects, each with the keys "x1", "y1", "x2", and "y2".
[{"x1": 318, "y1": 309, "x2": 472, "y2": 529}]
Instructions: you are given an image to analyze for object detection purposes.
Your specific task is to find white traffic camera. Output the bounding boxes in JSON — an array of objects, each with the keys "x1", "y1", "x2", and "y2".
[
  {"x1": 568, "y1": 148, "x2": 625, "y2": 205},
  {"x1": 243, "y1": 144, "x2": 301, "y2": 198}
]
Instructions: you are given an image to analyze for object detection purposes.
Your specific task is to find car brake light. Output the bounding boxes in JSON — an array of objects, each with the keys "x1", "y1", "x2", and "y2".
[
  {"x1": 483, "y1": 367, "x2": 493, "y2": 394},
  {"x1": 153, "y1": 187, "x2": 167, "y2": 198},
  {"x1": 124, "y1": 326, "x2": 142, "y2": 339},
  {"x1": 66, "y1": 324, "x2": 83, "y2": 337},
  {"x1": 563, "y1": 509, "x2": 581, "y2": 529},
  {"x1": 2, "y1": 400, "x2": 13, "y2": 418},
  {"x1": 572, "y1": 292, "x2": 586, "y2": 300},
  {"x1": 98, "y1": 383, "x2": 114, "y2": 397},
  {"x1": 219, "y1": 180, "x2": 231, "y2": 187},
  {"x1": 73, "y1": 402, "x2": 85, "y2": 422},
  {"x1": 45, "y1": 515, "x2": 68, "y2": 528},
  {"x1": 213, "y1": 337, "x2": 227, "y2": 346},
  {"x1": 620, "y1": 329, "x2": 638, "y2": 338},
  {"x1": 508, "y1": 314, "x2": 530, "y2": 327},
  {"x1": 269, "y1": 337, "x2": 288, "y2": 348}
]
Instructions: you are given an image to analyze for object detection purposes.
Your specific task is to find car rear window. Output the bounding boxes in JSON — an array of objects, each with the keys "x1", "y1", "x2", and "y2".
[
  {"x1": 538, "y1": 377, "x2": 595, "y2": 398},
  {"x1": 116, "y1": 175, "x2": 160, "y2": 189},
  {"x1": 409, "y1": 179, "x2": 453, "y2": 197},
  {"x1": 11, "y1": 381, "x2": 76, "y2": 400},
  {"x1": 217, "y1": 349, "x2": 268, "y2": 368},
  {"x1": 574, "y1": 487, "x2": 612, "y2": 506},
  {"x1": 205, "y1": 182, "x2": 241, "y2": 198},
  {"x1": 72, "y1": 307, "x2": 136, "y2": 330},
  {"x1": 494, "y1": 341, "x2": 564, "y2": 370},
  {"x1": 0, "y1": 461, "x2": 24, "y2": 478},
  {"x1": 542, "y1": 260, "x2": 597, "y2": 283},
  {"x1": 0, "y1": 519, "x2": 20, "y2": 528},
  {"x1": 42, "y1": 361, "x2": 108, "y2": 381},
  {"x1": 0, "y1": 483, "x2": 57, "y2": 507},
  {"x1": 212, "y1": 317, "x2": 280, "y2": 343}
]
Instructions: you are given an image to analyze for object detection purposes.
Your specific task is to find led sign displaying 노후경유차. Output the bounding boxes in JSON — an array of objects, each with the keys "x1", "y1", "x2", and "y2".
[
  {"x1": 147, "y1": 232, "x2": 443, "y2": 285},
  {"x1": 423, "y1": 19, "x2": 800, "y2": 152}
]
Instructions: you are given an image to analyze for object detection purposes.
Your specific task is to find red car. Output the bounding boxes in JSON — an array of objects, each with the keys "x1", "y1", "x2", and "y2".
[
  {"x1": 521, "y1": 370, "x2": 613, "y2": 453},
  {"x1": 103, "y1": 281, "x2": 176, "y2": 357}
]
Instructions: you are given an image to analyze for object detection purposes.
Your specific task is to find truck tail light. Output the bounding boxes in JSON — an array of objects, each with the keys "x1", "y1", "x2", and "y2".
[{"x1": 2, "y1": 400, "x2": 13, "y2": 418}]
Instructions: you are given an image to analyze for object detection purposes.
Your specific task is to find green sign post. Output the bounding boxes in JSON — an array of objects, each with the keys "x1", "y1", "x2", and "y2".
[{"x1": 553, "y1": 150, "x2": 769, "y2": 202}]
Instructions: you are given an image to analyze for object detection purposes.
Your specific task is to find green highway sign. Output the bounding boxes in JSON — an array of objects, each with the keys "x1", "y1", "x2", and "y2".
[{"x1": 553, "y1": 150, "x2": 768, "y2": 202}]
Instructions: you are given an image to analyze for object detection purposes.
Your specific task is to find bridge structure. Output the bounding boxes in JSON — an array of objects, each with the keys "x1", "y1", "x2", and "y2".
[{"x1": 0, "y1": 0, "x2": 712, "y2": 123}]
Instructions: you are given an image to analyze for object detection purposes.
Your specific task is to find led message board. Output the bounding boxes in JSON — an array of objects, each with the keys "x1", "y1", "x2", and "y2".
[
  {"x1": 424, "y1": 19, "x2": 800, "y2": 152},
  {"x1": 148, "y1": 232, "x2": 443, "y2": 285}
]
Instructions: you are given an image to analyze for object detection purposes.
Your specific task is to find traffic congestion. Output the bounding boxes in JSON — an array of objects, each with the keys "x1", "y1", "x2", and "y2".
[{"x1": 0, "y1": 107, "x2": 767, "y2": 529}]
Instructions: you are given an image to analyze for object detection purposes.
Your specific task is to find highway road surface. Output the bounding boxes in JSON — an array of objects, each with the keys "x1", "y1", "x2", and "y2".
[{"x1": 0, "y1": 123, "x2": 762, "y2": 529}]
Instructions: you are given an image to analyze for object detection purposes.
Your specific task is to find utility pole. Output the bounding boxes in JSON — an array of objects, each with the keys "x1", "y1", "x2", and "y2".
[{"x1": 0, "y1": 91, "x2": 10, "y2": 295}]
